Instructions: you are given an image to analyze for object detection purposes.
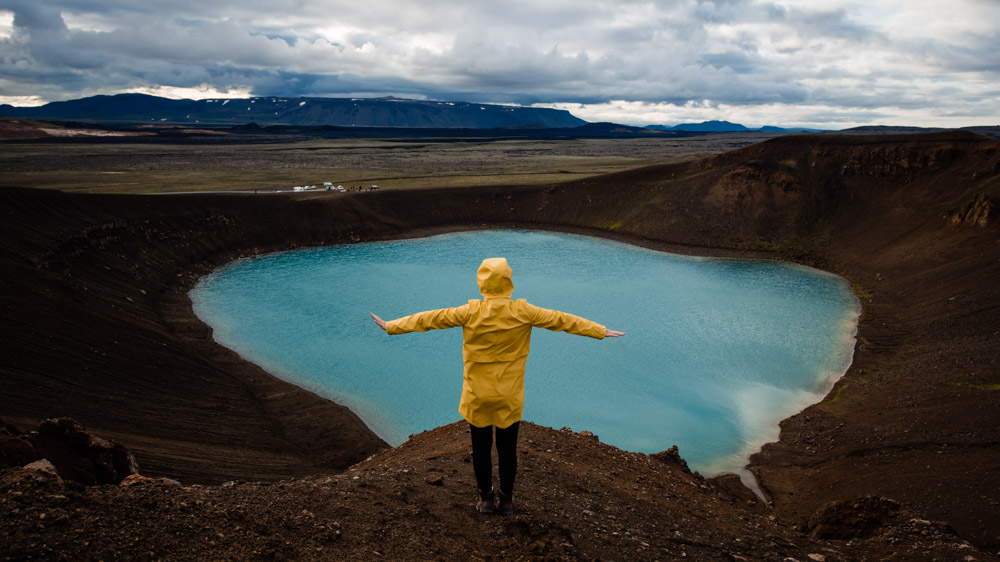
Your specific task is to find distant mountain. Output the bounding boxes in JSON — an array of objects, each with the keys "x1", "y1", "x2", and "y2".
[
  {"x1": 648, "y1": 120, "x2": 750, "y2": 132},
  {"x1": 837, "y1": 125, "x2": 947, "y2": 135},
  {"x1": 646, "y1": 120, "x2": 823, "y2": 133},
  {"x1": 0, "y1": 94, "x2": 587, "y2": 129},
  {"x1": 228, "y1": 121, "x2": 678, "y2": 140},
  {"x1": 833, "y1": 125, "x2": 1000, "y2": 140},
  {"x1": 571, "y1": 122, "x2": 665, "y2": 135}
]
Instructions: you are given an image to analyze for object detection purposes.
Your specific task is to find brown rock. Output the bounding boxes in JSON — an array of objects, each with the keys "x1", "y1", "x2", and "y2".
[
  {"x1": 0, "y1": 433, "x2": 37, "y2": 468},
  {"x1": 651, "y1": 445, "x2": 692, "y2": 474},
  {"x1": 32, "y1": 418, "x2": 139, "y2": 485},
  {"x1": 1, "y1": 417, "x2": 23, "y2": 434},
  {"x1": 23, "y1": 458, "x2": 59, "y2": 477},
  {"x1": 949, "y1": 193, "x2": 994, "y2": 226},
  {"x1": 805, "y1": 496, "x2": 904, "y2": 539},
  {"x1": 708, "y1": 473, "x2": 768, "y2": 514},
  {"x1": 120, "y1": 474, "x2": 154, "y2": 487}
]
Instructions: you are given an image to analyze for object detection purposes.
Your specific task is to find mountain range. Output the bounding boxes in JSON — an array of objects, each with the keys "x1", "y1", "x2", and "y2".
[
  {"x1": 2, "y1": 94, "x2": 821, "y2": 132},
  {"x1": 0, "y1": 94, "x2": 587, "y2": 129},
  {"x1": 645, "y1": 120, "x2": 823, "y2": 133},
  {"x1": 7, "y1": 95, "x2": 994, "y2": 136}
]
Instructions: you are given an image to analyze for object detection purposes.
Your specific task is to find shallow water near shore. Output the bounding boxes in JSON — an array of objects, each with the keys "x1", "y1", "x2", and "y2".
[{"x1": 191, "y1": 230, "x2": 858, "y2": 476}]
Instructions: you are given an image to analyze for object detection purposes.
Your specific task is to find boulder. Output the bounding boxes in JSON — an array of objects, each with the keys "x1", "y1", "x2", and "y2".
[
  {"x1": 23, "y1": 458, "x2": 59, "y2": 476},
  {"x1": 650, "y1": 445, "x2": 692, "y2": 474},
  {"x1": 949, "y1": 193, "x2": 993, "y2": 226},
  {"x1": 805, "y1": 496, "x2": 904, "y2": 539},
  {"x1": 31, "y1": 418, "x2": 139, "y2": 485},
  {"x1": 708, "y1": 473, "x2": 769, "y2": 514},
  {"x1": 119, "y1": 473, "x2": 154, "y2": 487},
  {"x1": 0, "y1": 424, "x2": 37, "y2": 468}
]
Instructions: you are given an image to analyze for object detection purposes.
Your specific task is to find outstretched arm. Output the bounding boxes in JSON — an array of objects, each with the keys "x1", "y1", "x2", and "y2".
[
  {"x1": 522, "y1": 301, "x2": 619, "y2": 339},
  {"x1": 371, "y1": 305, "x2": 471, "y2": 335}
]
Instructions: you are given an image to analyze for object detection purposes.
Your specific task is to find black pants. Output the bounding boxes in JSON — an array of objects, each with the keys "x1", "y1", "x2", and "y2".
[{"x1": 469, "y1": 422, "x2": 519, "y2": 499}]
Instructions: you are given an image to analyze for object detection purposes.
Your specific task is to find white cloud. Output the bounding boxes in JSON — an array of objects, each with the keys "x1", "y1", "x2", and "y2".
[
  {"x1": 0, "y1": 9, "x2": 13, "y2": 39},
  {"x1": 61, "y1": 10, "x2": 117, "y2": 33},
  {"x1": 123, "y1": 84, "x2": 253, "y2": 100},
  {"x1": 0, "y1": 93, "x2": 45, "y2": 106},
  {"x1": 540, "y1": 99, "x2": 1000, "y2": 129}
]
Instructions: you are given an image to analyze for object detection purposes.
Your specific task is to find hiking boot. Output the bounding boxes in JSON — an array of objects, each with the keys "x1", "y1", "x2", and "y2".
[
  {"x1": 476, "y1": 489, "x2": 495, "y2": 514},
  {"x1": 497, "y1": 491, "x2": 514, "y2": 516}
]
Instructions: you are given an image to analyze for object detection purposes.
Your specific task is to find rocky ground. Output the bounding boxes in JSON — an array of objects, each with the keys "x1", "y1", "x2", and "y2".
[
  {"x1": 2, "y1": 131, "x2": 999, "y2": 559},
  {"x1": 2, "y1": 419, "x2": 991, "y2": 561}
]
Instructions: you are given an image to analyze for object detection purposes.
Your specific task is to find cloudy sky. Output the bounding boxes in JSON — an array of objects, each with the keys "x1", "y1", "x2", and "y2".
[{"x1": 0, "y1": 0, "x2": 997, "y2": 128}]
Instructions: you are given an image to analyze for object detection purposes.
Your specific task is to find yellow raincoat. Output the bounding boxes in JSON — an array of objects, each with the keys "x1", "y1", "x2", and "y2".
[{"x1": 385, "y1": 257, "x2": 607, "y2": 428}]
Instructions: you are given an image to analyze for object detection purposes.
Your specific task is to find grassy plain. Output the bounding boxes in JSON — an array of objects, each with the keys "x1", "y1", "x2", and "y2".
[{"x1": 0, "y1": 133, "x2": 778, "y2": 194}]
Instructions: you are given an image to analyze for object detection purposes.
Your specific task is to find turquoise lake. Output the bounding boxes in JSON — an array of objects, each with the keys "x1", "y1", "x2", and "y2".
[{"x1": 190, "y1": 230, "x2": 859, "y2": 476}]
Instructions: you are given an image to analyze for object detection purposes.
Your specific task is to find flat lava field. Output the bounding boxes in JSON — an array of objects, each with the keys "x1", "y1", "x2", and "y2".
[{"x1": 0, "y1": 132, "x2": 780, "y2": 193}]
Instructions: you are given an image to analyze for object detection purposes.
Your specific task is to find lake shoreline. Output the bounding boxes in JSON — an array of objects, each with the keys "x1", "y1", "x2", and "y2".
[{"x1": 189, "y1": 227, "x2": 861, "y2": 481}]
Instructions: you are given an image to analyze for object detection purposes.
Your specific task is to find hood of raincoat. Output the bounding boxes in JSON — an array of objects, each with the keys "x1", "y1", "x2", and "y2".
[{"x1": 477, "y1": 257, "x2": 514, "y2": 298}]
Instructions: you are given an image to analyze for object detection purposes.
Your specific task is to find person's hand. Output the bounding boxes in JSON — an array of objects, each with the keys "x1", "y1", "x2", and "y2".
[
  {"x1": 605, "y1": 329, "x2": 625, "y2": 338},
  {"x1": 370, "y1": 313, "x2": 387, "y2": 331}
]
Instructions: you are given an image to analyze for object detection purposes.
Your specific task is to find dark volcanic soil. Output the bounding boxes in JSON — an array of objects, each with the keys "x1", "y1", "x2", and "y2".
[
  {"x1": 2, "y1": 131, "x2": 999, "y2": 558},
  {"x1": 2, "y1": 421, "x2": 989, "y2": 561}
]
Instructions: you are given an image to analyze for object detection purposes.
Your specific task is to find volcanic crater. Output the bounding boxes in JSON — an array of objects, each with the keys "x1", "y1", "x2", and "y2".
[{"x1": 2, "y1": 131, "x2": 999, "y2": 559}]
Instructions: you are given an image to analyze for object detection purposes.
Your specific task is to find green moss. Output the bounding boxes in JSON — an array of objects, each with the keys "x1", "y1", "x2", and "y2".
[
  {"x1": 852, "y1": 283, "x2": 873, "y2": 300},
  {"x1": 945, "y1": 381, "x2": 1000, "y2": 391},
  {"x1": 821, "y1": 382, "x2": 848, "y2": 405}
]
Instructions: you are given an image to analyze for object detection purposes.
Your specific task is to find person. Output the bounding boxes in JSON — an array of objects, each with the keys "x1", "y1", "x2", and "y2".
[{"x1": 370, "y1": 257, "x2": 624, "y2": 515}]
